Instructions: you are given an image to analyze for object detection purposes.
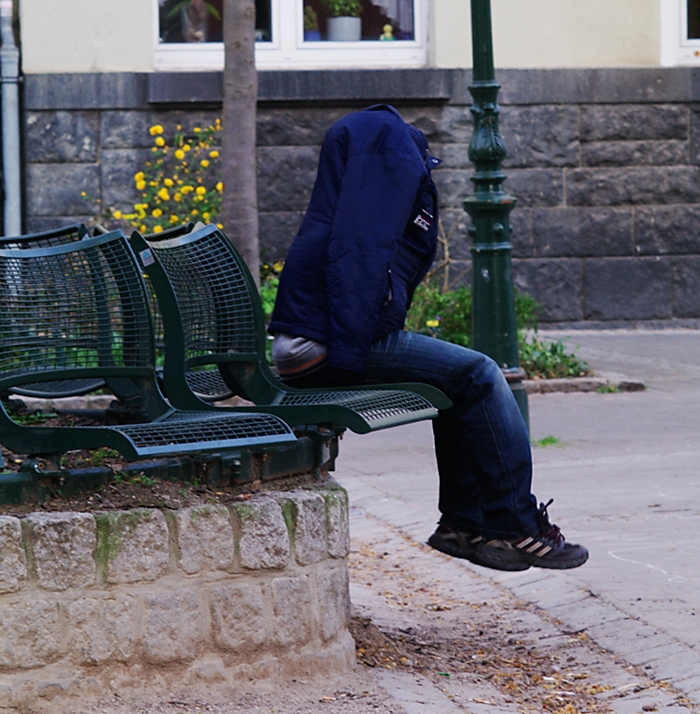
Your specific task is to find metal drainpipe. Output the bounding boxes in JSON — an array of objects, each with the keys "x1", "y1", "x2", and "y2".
[{"x1": 0, "y1": 0, "x2": 21, "y2": 237}]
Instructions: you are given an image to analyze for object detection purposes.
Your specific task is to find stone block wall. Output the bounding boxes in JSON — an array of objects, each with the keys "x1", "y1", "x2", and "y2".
[
  {"x1": 21, "y1": 67, "x2": 700, "y2": 327},
  {"x1": 0, "y1": 484, "x2": 353, "y2": 708}
]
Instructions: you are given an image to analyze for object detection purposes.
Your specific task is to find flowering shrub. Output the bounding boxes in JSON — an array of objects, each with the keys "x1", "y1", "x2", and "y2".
[{"x1": 108, "y1": 121, "x2": 223, "y2": 234}]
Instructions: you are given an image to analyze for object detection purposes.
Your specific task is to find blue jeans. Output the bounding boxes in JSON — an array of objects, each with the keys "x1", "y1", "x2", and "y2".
[{"x1": 287, "y1": 330, "x2": 540, "y2": 540}]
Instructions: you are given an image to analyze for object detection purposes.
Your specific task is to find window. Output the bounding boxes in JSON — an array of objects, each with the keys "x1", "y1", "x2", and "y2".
[
  {"x1": 661, "y1": 0, "x2": 700, "y2": 65},
  {"x1": 154, "y1": 0, "x2": 426, "y2": 70}
]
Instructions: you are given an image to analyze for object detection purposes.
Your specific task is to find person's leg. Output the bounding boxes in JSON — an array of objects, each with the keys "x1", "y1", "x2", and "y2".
[{"x1": 285, "y1": 330, "x2": 588, "y2": 570}]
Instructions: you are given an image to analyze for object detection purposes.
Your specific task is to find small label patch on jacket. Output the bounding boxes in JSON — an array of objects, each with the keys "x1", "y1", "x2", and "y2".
[{"x1": 413, "y1": 209, "x2": 433, "y2": 232}]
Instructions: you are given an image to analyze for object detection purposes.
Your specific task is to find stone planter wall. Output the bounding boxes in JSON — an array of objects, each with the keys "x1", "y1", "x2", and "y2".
[
  {"x1": 21, "y1": 67, "x2": 700, "y2": 327},
  {"x1": 0, "y1": 484, "x2": 353, "y2": 708}
]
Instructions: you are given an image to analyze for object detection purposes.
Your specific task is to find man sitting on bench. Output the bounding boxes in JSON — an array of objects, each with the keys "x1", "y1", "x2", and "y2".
[{"x1": 269, "y1": 104, "x2": 588, "y2": 572}]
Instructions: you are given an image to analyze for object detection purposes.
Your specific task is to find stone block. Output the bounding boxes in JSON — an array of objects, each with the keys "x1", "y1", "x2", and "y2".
[
  {"x1": 566, "y1": 167, "x2": 700, "y2": 206},
  {"x1": 23, "y1": 512, "x2": 96, "y2": 591},
  {"x1": 580, "y1": 104, "x2": 688, "y2": 142},
  {"x1": 509, "y1": 208, "x2": 535, "y2": 259},
  {"x1": 0, "y1": 600, "x2": 61, "y2": 669},
  {"x1": 175, "y1": 505, "x2": 234, "y2": 574},
  {"x1": 258, "y1": 210, "x2": 304, "y2": 261},
  {"x1": 142, "y1": 589, "x2": 205, "y2": 664},
  {"x1": 68, "y1": 596, "x2": 136, "y2": 664},
  {"x1": 635, "y1": 204, "x2": 700, "y2": 255},
  {"x1": 503, "y1": 169, "x2": 564, "y2": 207},
  {"x1": 532, "y1": 207, "x2": 634, "y2": 258},
  {"x1": 583, "y1": 257, "x2": 673, "y2": 320},
  {"x1": 280, "y1": 491, "x2": 327, "y2": 566},
  {"x1": 512, "y1": 258, "x2": 583, "y2": 322},
  {"x1": 100, "y1": 148, "x2": 155, "y2": 210},
  {"x1": 96, "y1": 509, "x2": 170, "y2": 584},
  {"x1": 427, "y1": 105, "x2": 473, "y2": 145},
  {"x1": 689, "y1": 106, "x2": 700, "y2": 165},
  {"x1": 437, "y1": 208, "x2": 472, "y2": 261},
  {"x1": 256, "y1": 107, "x2": 346, "y2": 147},
  {"x1": 271, "y1": 576, "x2": 314, "y2": 646},
  {"x1": 0, "y1": 517, "x2": 26, "y2": 594},
  {"x1": 402, "y1": 106, "x2": 447, "y2": 143},
  {"x1": 431, "y1": 169, "x2": 472, "y2": 209},
  {"x1": 209, "y1": 583, "x2": 268, "y2": 651},
  {"x1": 316, "y1": 566, "x2": 350, "y2": 641},
  {"x1": 429, "y1": 143, "x2": 470, "y2": 170},
  {"x1": 25, "y1": 215, "x2": 95, "y2": 234},
  {"x1": 101, "y1": 110, "x2": 221, "y2": 150},
  {"x1": 25, "y1": 163, "x2": 100, "y2": 216},
  {"x1": 672, "y1": 256, "x2": 700, "y2": 317},
  {"x1": 501, "y1": 105, "x2": 579, "y2": 169},
  {"x1": 232, "y1": 497, "x2": 290, "y2": 570},
  {"x1": 25, "y1": 111, "x2": 99, "y2": 163},
  {"x1": 257, "y1": 146, "x2": 318, "y2": 213},
  {"x1": 323, "y1": 488, "x2": 350, "y2": 559},
  {"x1": 581, "y1": 140, "x2": 687, "y2": 167}
]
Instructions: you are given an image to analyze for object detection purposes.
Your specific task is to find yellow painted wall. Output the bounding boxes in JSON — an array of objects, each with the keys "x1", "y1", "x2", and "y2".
[
  {"x1": 20, "y1": 0, "x2": 661, "y2": 74},
  {"x1": 432, "y1": 0, "x2": 660, "y2": 69},
  {"x1": 20, "y1": 0, "x2": 153, "y2": 73}
]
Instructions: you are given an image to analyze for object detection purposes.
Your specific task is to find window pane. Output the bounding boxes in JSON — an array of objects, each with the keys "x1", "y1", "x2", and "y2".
[
  {"x1": 303, "y1": 0, "x2": 414, "y2": 42},
  {"x1": 158, "y1": 0, "x2": 272, "y2": 44},
  {"x1": 689, "y1": 0, "x2": 700, "y2": 39}
]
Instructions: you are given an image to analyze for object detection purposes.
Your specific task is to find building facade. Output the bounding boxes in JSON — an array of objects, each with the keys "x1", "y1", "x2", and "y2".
[{"x1": 13, "y1": 0, "x2": 700, "y2": 325}]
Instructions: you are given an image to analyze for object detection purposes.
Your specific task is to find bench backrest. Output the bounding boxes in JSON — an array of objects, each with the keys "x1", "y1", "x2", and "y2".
[
  {"x1": 0, "y1": 231, "x2": 155, "y2": 394},
  {"x1": 0, "y1": 223, "x2": 88, "y2": 250},
  {"x1": 131, "y1": 224, "x2": 277, "y2": 403}
]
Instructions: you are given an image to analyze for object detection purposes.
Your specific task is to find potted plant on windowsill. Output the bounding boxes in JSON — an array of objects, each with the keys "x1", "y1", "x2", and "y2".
[
  {"x1": 319, "y1": 0, "x2": 363, "y2": 42},
  {"x1": 304, "y1": 6, "x2": 321, "y2": 41}
]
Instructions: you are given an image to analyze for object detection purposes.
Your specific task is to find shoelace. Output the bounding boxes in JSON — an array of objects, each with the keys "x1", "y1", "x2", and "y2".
[{"x1": 537, "y1": 498, "x2": 565, "y2": 546}]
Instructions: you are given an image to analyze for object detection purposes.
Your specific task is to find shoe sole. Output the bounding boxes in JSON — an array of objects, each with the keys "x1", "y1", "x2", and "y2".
[
  {"x1": 428, "y1": 534, "x2": 531, "y2": 572},
  {"x1": 479, "y1": 544, "x2": 589, "y2": 571}
]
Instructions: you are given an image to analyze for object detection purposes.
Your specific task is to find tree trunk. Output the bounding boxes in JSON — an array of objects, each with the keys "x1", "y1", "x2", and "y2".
[{"x1": 221, "y1": 0, "x2": 259, "y2": 285}]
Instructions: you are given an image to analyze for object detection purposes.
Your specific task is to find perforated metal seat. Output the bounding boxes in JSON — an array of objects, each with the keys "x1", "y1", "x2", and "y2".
[
  {"x1": 130, "y1": 224, "x2": 452, "y2": 434},
  {"x1": 0, "y1": 232, "x2": 296, "y2": 461}
]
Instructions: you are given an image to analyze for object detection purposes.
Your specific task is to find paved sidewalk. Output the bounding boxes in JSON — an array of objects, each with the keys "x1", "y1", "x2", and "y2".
[{"x1": 335, "y1": 329, "x2": 700, "y2": 712}]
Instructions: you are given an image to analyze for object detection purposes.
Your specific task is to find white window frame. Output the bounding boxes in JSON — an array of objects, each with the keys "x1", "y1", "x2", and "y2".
[
  {"x1": 153, "y1": 0, "x2": 426, "y2": 71},
  {"x1": 661, "y1": 0, "x2": 700, "y2": 66}
]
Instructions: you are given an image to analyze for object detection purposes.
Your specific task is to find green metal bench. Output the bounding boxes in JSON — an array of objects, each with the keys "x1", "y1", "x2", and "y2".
[
  {"x1": 0, "y1": 231, "x2": 298, "y2": 467},
  {"x1": 0, "y1": 224, "x2": 106, "y2": 399},
  {"x1": 130, "y1": 224, "x2": 452, "y2": 435}
]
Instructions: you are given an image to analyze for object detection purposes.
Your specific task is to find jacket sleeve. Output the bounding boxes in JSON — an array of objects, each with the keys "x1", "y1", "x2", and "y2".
[{"x1": 325, "y1": 148, "x2": 422, "y2": 371}]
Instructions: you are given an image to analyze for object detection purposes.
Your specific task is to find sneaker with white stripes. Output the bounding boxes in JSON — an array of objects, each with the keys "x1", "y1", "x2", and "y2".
[{"x1": 475, "y1": 499, "x2": 589, "y2": 571}]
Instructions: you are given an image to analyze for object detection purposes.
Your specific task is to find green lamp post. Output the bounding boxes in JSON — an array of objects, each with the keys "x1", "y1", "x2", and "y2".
[{"x1": 462, "y1": 0, "x2": 529, "y2": 431}]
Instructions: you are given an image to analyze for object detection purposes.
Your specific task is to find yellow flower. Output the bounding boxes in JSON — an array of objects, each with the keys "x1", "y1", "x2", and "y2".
[
  {"x1": 202, "y1": 212, "x2": 211, "y2": 222},
  {"x1": 200, "y1": 159, "x2": 210, "y2": 168},
  {"x1": 152, "y1": 208, "x2": 163, "y2": 218},
  {"x1": 209, "y1": 150, "x2": 219, "y2": 159},
  {"x1": 174, "y1": 192, "x2": 182, "y2": 202},
  {"x1": 216, "y1": 181, "x2": 223, "y2": 192},
  {"x1": 175, "y1": 149, "x2": 185, "y2": 160},
  {"x1": 181, "y1": 185, "x2": 193, "y2": 194},
  {"x1": 193, "y1": 127, "x2": 201, "y2": 133},
  {"x1": 183, "y1": 144, "x2": 191, "y2": 152},
  {"x1": 154, "y1": 136, "x2": 165, "y2": 147},
  {"x1": 151, "y1": 147, "x2": 158, "y2": 153},
  {"x1": 164, "y1": 178, "x2": 174, "y2": 187},
  {"x1": 169, "y1": 214, "x2": 179, "y2": 224},
  {"x1": 195, "y1": 186, "x2": 206, "y2": 196},
  {"x1": 81, "y1": 191, "x2": 87, "y2": 197},
  {"x1": 136, "y1": 180, "x2": 146, "y2": 191},
  {"x1": 191, "y1": 209, "x2": 199, "y2": 216},
  {"x1": 112, "y1": 210, "x2": 122, "y2": 219},
  {"x1": 140, "y1": 224, "x2": 147, "y2": 232},
  {"x1": 134, "y1": 171, "x2": 145, "y2": 182},
  {"x1": 157, "y1": 188, "x2": 170, "y2": 201},
  {"x1": 153, "y1": 225, "x2": 163, "y2": 233},
  {"x1": 426, "y1": 319, "x2": 440, "y2": 328},
  {"x1": 149, "y1": 181, "x2": 157, "y2": 187},
  {"x1": 273, "y1": 261, "x2": 284, "y2": 272},
  {"x1": 216, "y1": 223, "x2": 224, "y2": 229},
  {"x1": 149, "y1": 125, "x2": 164, "y2": 136}
]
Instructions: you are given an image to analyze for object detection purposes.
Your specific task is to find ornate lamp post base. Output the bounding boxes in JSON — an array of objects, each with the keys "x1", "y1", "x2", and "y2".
[{"x1": 464, "y1": 1, "x2": 529, "y2": 431}]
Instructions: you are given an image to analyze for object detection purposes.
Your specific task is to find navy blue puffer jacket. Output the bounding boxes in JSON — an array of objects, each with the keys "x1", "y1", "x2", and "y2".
[{"x1": 269, "y1": 105, "x2": 440, "y2": 372}]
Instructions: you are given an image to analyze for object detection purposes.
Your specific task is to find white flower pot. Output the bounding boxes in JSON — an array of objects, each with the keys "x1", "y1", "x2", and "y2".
[{"x1": 328, "y1": 16, "x2": 362, "y2": 42}]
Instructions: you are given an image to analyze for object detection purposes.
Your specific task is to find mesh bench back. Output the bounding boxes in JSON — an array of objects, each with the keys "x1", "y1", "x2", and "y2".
[{"x1": 0, "y1": 232, "x2": 153, "y2": 392}]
